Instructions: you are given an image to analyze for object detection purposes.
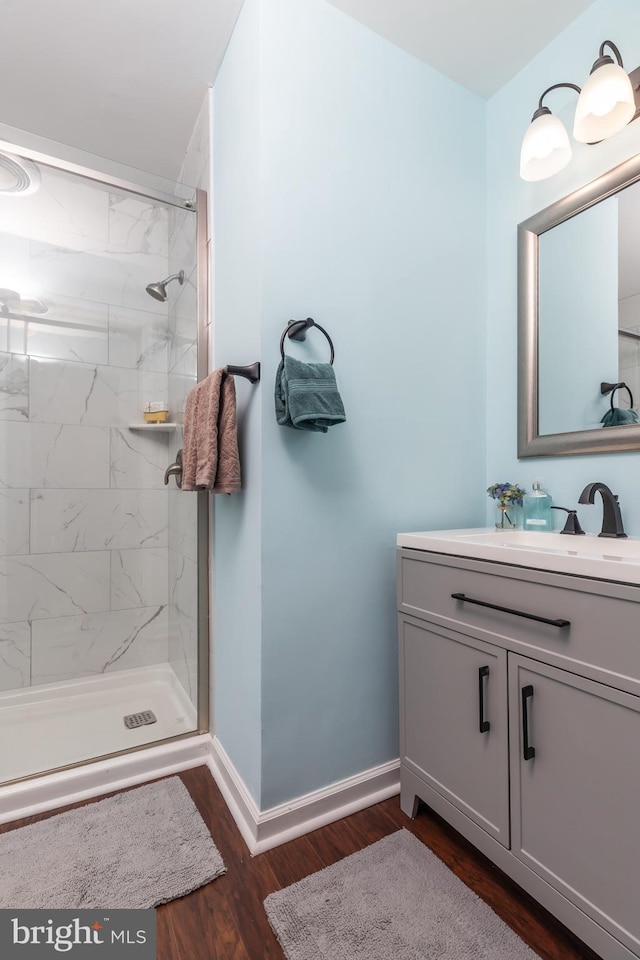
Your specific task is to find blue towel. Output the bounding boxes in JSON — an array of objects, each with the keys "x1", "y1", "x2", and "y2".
[{"x1": 275, "y1": 355, "x2": 346, "y2": 432}]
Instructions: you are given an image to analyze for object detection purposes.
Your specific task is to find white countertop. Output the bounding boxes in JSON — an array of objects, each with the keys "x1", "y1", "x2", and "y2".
[{"x1": 397, "y1": 527, "x2": 640, "y2": 585}]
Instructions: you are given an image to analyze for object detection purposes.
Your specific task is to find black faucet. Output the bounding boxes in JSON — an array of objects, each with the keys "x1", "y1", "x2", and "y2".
[{"x1": 578, "y1": 483, "x2": 627, "y2": 538}]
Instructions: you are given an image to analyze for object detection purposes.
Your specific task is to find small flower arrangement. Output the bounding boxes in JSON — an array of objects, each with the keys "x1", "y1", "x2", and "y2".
[
  {"x1": 487, "y1": 482, "x2": 526, "y2": 507},
  {"x1": 487, "y1": 482, "x2": 526, "y2": 528}
]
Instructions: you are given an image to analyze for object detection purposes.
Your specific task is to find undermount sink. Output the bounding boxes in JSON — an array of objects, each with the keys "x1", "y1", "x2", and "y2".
[{"x1": 397, "y1": 527, "x2": 640, "y2": 585}]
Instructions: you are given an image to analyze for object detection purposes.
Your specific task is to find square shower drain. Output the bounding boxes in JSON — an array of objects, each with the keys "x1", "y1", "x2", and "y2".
[{"x1": 123, "y1": 710, "x2": 157, "y2": 729}]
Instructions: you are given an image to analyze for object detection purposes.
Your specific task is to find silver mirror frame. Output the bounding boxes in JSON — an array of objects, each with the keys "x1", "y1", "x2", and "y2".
[{"x1": 518, "y1": 150, "x2": 640, "y2": 457}]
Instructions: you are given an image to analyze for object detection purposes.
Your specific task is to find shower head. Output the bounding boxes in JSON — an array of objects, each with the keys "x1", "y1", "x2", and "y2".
[{"x1": 145, "y1": 270, "x2": 185, "y2": 302}]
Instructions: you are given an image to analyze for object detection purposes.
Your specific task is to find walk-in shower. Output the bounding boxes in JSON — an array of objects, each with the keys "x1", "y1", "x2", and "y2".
[{"x1": 0, "y1": 142, "x2": 208, "y2": 788}]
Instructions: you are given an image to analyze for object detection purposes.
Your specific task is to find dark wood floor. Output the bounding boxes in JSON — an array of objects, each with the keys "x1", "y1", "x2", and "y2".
[{"x1": 1, "y1": 765, "x2": 601, "y2": 960}]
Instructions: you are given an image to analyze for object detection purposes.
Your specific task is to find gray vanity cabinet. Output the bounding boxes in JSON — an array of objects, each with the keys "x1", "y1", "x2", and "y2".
[
  {"x1": 509, "y1": 654, "x2": 640, "y2": 955},
  {"x1": 398, "y1": 547, "x2": 640, "y2": 960},
  {"x1": 400, "y1": 616, "x2": 509, "y2": 846}
]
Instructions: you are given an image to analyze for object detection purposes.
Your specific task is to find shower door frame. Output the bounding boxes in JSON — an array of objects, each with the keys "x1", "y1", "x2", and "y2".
[{"x1": 0, "y1": 139, "x2": 211, "y2": 779}]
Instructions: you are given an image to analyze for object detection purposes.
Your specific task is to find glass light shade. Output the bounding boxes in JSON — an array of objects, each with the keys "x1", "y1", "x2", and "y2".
[
  {"x1": 573, "y1": 62, "x2": 635, "y2": 142},
  {"x1": 520, "y1": 112, "x2": 572, "y2": 181}
]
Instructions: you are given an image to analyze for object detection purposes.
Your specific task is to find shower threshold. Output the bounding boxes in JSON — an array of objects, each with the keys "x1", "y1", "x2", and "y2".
[{"x1": 0, "y1": 663, "x2": 197, "y2": 784}]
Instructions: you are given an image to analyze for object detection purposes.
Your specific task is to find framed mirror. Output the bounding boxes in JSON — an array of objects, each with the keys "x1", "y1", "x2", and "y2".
[{"x1": 518, "y1": 150, "x2": 640, "y2": 457}]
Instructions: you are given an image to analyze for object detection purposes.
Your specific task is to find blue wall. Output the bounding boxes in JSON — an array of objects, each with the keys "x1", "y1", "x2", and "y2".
[
  {"x1": 213, "y1": 0, "x2": 487, "y2": 809},
  {"x1": 212, "y1": 0, "x2": 263, "y2": 803},
  {"x1": 486, "y1": 0, "x2": 640, "y2": 533}
]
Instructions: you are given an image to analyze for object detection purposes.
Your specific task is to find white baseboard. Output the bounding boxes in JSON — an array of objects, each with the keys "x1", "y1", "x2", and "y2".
[
  {"x1": 206, "y1": 737, "x2": 261, "y2": 851},
  {"x1": 0, "y1": 733, "x2": 212, "y2": 826},
  {"x1": 207, "y1": 736, "x2": 400, "y2": 855},
  {"x1": 1, "y1": 731, "x2": 400, "y2": 857}
]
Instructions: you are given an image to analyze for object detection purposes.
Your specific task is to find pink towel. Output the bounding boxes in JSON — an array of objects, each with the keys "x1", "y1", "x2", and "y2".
[{"x1": 181, "y1": 368, "x2": 241, "y2": 493}]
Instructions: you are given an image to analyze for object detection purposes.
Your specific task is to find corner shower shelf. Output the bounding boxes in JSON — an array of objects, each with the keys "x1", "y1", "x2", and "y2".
[{"x1": 127, "y1": 423, "x2": 179, "y2": 432}]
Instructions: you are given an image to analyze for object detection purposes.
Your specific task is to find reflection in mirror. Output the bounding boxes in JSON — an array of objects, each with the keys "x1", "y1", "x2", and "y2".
[
  {"x1": 518, "y1": 150, "x2": 640, "y2": 457},
  {"x1": 618, "y1": 184, "x2": 640, "y2": 414},
  {"x1": 538, "y1": 194, "x2": 619, "y2": 435}
]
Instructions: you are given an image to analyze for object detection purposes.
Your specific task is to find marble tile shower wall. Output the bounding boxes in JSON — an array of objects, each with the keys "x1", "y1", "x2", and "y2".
[{"x1": 0, "y1": 166, "x2": 191, "y2": 693}]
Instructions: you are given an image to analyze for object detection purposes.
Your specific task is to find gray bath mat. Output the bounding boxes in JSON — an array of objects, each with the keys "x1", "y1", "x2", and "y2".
[
  {"x1": 0, "y1": 776, "x2": 225, "y2": 909},
  {"x1": 265, "y1": 828, "x2": 540, "y2": 959}
]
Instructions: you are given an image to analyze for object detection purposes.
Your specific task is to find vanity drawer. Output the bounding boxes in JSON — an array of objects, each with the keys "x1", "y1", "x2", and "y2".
[{"x1": 398, "y1": 550, "x2": 640, "y2": 688}]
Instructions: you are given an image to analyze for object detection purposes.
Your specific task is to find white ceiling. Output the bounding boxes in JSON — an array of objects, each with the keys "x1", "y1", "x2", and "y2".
[
  {"x1": 328, "y1": 0, "x2": 597, "y2": 98},
  {"x1": 0, "y1": 0, "x2": 596, "y2": 181},
  {"x1": 0, "y1": 0, "x2": 243, "y2": 181}
]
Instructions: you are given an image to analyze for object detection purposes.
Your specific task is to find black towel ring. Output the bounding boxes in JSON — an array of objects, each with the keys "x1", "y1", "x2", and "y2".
[
  {"x1": 280, "y1": 318, "x2": 335, "y2": 364},
  {"x1": 601, "y1": 380, "x2": 634, "y2": 410}
]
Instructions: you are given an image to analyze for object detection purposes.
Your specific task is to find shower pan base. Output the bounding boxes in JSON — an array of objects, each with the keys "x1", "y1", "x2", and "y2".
[{"x1": 0, "y1": 663, "x2": 197, "y2": 785}]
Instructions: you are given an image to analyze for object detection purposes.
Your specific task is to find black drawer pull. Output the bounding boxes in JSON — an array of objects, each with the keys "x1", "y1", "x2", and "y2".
[
  {"x1": 451, "y1": 593, "x2": 570, "y2": 629},
  {"x1": 522, "y1": 684, "x2": 535, "y2": 760},
  {"x1": 478, "y1": 665, "x2": 490, "y2": 733}
]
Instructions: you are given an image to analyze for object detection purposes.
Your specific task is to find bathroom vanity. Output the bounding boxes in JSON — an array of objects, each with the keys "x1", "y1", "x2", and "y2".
[{"x1": 397, "y1": 529, "x2": 640, "y2": 960}]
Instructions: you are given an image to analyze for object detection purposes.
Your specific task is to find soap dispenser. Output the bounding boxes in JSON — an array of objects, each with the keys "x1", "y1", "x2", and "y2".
[{"x1": 523, "y1": 480, "x2": 552, "y2": 532}]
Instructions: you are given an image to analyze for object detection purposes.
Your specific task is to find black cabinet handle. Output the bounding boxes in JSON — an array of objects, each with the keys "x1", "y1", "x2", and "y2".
[
  {"x1": 522, "y1": 685, "x2": 535, "y2": 761},
  {"x1": 451, "y1": 593, "x2": 570, "y2": 629},
  {"x1": 478, "y1": 665, "x2": 490, "y2": 733}
]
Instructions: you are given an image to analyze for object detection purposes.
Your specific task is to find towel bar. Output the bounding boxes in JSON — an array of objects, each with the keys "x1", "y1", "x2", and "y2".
[{"x1": 227, "y1": 362, "x2": 261, "y2": 383}]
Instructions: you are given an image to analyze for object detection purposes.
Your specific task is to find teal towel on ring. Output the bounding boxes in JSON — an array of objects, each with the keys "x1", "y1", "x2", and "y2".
[
  {"x1": 601, "y1": 407, "x2": 638, "y2": 427},
  {"x1": 275, "y1": 355, "x2": 346, "y2": 432}
]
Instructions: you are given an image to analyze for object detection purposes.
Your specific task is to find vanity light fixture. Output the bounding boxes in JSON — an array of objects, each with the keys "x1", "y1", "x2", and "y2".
[
  {"x1": 573, "y1": 41, "x2": 636, "y2": 142},
  {"x1": 520, "y1": 82, "x2": 581, "y2": 182},
  {"x1": 520, "y1": 39, "x2": 640, "y2": 182}
]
